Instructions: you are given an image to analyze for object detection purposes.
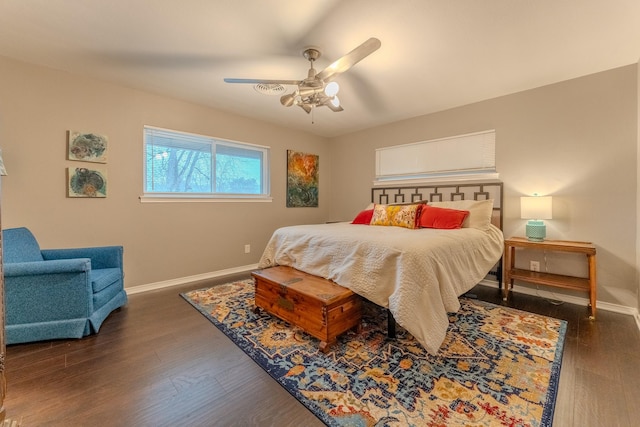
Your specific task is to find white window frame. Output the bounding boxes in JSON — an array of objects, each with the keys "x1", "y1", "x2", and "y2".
[
  {"x1": 374, "y1": 130, "x2": 498, "y2": 186},
  {"x1": 141, "y1": 126, "x2": 271, "y2": 203}
]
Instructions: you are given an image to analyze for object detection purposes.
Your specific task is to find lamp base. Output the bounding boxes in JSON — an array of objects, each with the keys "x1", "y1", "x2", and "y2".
[{"x1": 526, "y1": 220, "x2": 546, "y2": 241}]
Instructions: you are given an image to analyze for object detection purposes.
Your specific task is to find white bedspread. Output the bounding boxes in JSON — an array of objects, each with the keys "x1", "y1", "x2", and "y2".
[{"x1": 258, "y1": 222, "x2": 504, "y2": 354}]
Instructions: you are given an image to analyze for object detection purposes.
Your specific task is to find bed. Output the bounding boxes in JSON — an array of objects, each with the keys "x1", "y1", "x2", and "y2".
[{"x1": 258, "y1": 182, "x2": 504, "y2": 354}]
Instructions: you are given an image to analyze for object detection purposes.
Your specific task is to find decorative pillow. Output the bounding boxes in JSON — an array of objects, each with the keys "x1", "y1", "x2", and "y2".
[
  {"x1": 351, "y1": 208, "x2": 374, "y2": 225},
  {"x1": 370, "y1": 203, "x2": 423, "y2": 229},
  {"x1": 418, "y1": 205, "x2": 469, "y2": 229},
  {"x1": 428, "y1": 199, "x2": 494, "y2": 230}
]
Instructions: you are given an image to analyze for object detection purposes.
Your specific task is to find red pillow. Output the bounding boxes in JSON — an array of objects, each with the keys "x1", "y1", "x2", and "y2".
[
  {"x1": 418, "y1": 205, "x2": 470, "y2": 229},
  {"x1": 351, "y1": 208, "x2": 374, "y2": 225}
]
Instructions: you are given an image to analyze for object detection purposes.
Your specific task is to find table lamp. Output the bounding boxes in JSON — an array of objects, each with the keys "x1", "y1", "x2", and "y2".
[{"x1": 521, "y1": 195, "x2": 552, "y2": 241}]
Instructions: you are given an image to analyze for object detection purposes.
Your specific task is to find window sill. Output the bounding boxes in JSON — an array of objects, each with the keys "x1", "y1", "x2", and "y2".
[{"x1": 139, "y1": 195, "x2": 273, "y2": 203}]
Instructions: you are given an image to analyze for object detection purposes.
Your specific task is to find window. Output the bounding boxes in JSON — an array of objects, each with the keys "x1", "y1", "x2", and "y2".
[
  {"x1": 374, "y1": 130, "x2": 497, "y2": 185},
  {"x1": 143, "y1": 126, "x2": 270, "y2": 200}
]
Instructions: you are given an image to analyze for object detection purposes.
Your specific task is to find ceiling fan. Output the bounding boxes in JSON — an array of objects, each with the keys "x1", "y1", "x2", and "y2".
[{"x1": 224, "y1": 37, "x2": 381, "y2": 114}]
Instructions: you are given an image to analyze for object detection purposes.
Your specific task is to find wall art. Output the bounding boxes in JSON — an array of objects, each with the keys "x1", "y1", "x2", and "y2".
[
  {"x1": 68, "y1": 131, "x2": 108, "y2": 163},
  {"x1": 286, "y1": 150, "x2": 318, "y2": 207},
  {"x1": 67, "y1": 167, "x2": 107, "y2": 198}
]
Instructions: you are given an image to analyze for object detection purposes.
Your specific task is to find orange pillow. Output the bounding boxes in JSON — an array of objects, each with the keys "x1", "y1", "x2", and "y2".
[
  {"x1": 351, "y1": 208, "x2": 374, "y2": 225},
  {"x1": 418, "y1": 205, "x2": 469, "y2": 229}
]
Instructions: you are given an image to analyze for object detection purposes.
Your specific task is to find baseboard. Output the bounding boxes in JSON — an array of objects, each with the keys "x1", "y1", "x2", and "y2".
[
  {"x1": 478, "y1": 279, "x2": 639, "y2": 317},
  {"x1": 125, "y1": 263, "x2": 259, "y2": 295}
]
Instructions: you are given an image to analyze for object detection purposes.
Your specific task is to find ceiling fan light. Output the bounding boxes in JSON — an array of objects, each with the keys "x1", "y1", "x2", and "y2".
[
  {"x1": 330, "y1": 96, "x2": 340, "y2": 108},
  {"x1": 280, "y1": 93, "x2": 296, "y2": 107},
  {"x1": 300, "y1": 103, "x2": 312, "y2": 114},
  {"x1": 324, "y1": 81, "x2": 339, "y2": 97}
]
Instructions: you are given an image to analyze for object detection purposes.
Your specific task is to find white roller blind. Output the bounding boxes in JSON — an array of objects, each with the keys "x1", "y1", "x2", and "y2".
[{"x1": 375, "y1": 130, "x2": 496, "y2": 182}]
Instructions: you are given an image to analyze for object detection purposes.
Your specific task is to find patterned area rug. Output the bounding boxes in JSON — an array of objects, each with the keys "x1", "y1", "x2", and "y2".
[{"x1": 181, "y1": 279, "x2": 566, "y2": 427}]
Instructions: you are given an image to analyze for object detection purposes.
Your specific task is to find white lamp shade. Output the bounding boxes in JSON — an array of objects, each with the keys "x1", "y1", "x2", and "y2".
[{"x1": 521, "y1": 196, "x2": 552, "y2": 219}]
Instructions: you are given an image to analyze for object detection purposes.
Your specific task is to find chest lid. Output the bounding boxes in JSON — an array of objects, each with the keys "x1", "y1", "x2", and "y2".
[{"x1": 252, "y1": 266, "x2": 354, "y2": 304}]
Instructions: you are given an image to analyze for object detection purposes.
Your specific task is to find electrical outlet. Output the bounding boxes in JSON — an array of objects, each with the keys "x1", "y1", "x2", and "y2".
[
  {"x1": 244, "y1": 244, "x2": 251, "y2": 254},
  {"x1": 530, "y1": 261, "x2": 540, "y2": 272}
]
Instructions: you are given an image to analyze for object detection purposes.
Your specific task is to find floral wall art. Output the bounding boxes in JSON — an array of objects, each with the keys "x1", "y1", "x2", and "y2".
[
  {"x1": 66, "y1": 130, "x2": 108, "y2": 197},
  {"x1": 67, "y1": 167, "x2": 107, "y2": 198},
  {"x1": 68, "y1": 131, "x2": 108, "y2": 163},
  {"x1": 286, "y1": 150, "x2": 318, "y2": 207}
]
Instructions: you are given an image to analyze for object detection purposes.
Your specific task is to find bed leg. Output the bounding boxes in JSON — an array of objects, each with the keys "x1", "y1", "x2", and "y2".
[{"x1": 387, "y1": 309, "x2": 396, "y2": 339}]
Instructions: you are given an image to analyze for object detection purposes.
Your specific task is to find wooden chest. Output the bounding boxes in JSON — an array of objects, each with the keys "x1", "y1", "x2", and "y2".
[{"x1": 251, "y1": 266, "x2": 362, "y2": 353}]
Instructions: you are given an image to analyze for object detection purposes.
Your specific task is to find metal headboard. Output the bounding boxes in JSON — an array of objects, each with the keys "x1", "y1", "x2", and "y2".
[
  {"x1": 371, "y1": 181, "x2": 503, "y2": 230},
  {"x1": 371, "y1": 181, "x2": 504, "y2": 289}
]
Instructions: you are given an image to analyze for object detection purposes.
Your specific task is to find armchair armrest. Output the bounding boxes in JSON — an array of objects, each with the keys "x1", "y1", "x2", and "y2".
[
  {"x1": 4, "y1": 258, "x2": 91, "y2": 277},
  {"x1": 41, "y1": 245, "x2": 123, "y2": 269},
  {"x1": 4, "y1": 259, "x2": 94, "y2": 324}
]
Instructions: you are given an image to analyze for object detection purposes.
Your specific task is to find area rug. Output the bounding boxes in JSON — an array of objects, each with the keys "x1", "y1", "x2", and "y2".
[{"x1": 181, "y1": 279, "x2": 566, "y2": 427}]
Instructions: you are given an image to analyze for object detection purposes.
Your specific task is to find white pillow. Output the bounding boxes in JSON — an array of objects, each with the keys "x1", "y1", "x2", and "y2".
[{"x1": 428, "y1": 199, "x2": 494, "y2": 230}]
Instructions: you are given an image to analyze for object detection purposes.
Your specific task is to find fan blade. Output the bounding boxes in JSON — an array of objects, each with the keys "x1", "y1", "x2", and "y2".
[
  {"x1": 224, "y1": 78, "x2": 301, "y2": 85},
  {"x1": 316, "y1": 37, "x2": 381, "y2": 82}
]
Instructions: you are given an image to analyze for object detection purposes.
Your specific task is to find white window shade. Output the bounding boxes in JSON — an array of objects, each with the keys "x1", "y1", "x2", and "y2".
[{"x1": 375, "y1": 130, "x2": 496, "y2": 183}]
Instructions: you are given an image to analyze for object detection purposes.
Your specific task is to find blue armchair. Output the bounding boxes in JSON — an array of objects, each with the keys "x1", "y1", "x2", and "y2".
[{"x1": 2, "y1": 227, "x2": 127, "y2": 344}]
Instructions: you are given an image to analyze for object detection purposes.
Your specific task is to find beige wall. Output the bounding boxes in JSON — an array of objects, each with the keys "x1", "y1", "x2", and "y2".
[
  {"x1": 329, "y1": 65, "x2": 639, "y2": 309},
  {"x1": 2, "y1": 54, "x2": 639, "y2": 310},
  {"x1": 0, "y1": 56, "x2": 330, "y2": 288}
]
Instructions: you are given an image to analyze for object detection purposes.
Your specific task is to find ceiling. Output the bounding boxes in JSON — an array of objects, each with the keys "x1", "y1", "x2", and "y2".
[{"x1": 1, "y1": 0, "x2": 639, "y2": 138}]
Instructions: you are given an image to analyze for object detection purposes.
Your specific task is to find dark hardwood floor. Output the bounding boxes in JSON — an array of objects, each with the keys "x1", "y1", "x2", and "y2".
[{"x1": 5, "y1": 274, "x2": 640, "y2": 426}]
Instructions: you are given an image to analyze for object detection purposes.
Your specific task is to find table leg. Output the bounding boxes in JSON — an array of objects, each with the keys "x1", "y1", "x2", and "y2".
[
  {"x1": 588, "y1": 253, "x2": 597, "y2": 320},
  {"x1": 503, "y1": 244, "x2": 514, "y2": 301}
]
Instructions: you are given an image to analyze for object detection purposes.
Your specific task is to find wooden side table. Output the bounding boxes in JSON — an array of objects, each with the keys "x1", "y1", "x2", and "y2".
[{"x1": 503, "y1": 237, "x2": 597, "y2": 319}]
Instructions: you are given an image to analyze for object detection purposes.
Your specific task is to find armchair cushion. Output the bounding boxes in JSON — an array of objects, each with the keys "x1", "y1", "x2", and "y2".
[
  {"x1": 91, "y1": 268, "x2": 123, "y2": 308},
  {"x1": 2, "y1": 226, "x2": 127, "y2": 344},
  {"x1": 91, "y1": 267, "x2": 122, "y2": 293}
]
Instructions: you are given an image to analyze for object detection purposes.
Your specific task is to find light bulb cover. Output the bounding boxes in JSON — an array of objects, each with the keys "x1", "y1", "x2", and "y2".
[
  {"x1": 300, "y1": 103, "x2": 312, "y2": 113},
  {"x1": 280, "y1": 93, "x2": 296, "y2": 107},
  {"x1": 324, "y1": 82, "x2": 339, "y2": 97}
]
